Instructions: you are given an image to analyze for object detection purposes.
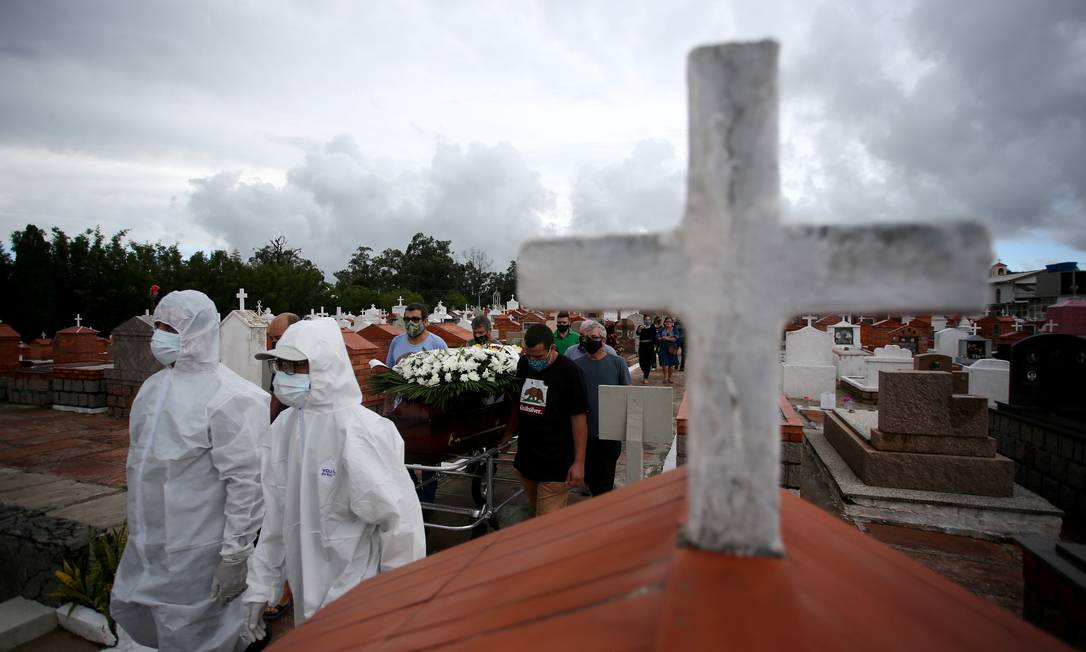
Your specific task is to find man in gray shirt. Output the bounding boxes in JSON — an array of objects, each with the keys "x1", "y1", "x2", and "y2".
[{"x1": 572, "y1": 320, "x2": 632, "y2": 496}]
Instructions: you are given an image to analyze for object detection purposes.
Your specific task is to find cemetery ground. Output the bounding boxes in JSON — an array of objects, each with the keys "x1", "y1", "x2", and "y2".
[{"x1": 0, "y1": 357, "x2": 1049, "y2": 646}]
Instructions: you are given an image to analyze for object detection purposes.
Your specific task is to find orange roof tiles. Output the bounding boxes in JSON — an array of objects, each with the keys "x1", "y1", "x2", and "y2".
[{"x1": 268, "y1": 466, "x2": 1065, "y2": 651}]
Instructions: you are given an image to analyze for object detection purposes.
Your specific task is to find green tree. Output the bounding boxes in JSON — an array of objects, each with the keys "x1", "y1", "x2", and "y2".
[{"x1": 9, "y1": 225, "x2": 57, "y2": 337}]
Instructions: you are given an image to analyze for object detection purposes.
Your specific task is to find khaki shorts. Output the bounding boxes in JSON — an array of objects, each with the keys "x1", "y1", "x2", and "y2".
[{"x1": 520, "y1": 477, "x2": 570, "y2": 516}]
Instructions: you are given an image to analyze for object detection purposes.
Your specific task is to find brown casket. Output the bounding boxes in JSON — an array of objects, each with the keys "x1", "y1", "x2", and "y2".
[{"x1": 384, "y1": 394, "x2": 510, "y2": 465}]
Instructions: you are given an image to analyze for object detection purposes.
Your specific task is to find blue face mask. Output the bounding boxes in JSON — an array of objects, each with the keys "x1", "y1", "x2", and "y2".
[
  {"x1": 273, "y1": 372, "x2": 311, "y2": 407},
  {"x1": 150, "y1": 329, "x2": 182, "y2": 366},
  {"x1": 527, "y1": 357, "x2": 549, "y2": 372}
]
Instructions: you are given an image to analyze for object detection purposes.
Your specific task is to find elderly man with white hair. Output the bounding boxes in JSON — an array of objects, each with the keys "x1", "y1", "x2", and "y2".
[
  {"x1": 570, "y1": 319, "x2": 631, "y2": 496},
  {"x1": 565, "y1": 320, "x2": 618, "y2": 361}
]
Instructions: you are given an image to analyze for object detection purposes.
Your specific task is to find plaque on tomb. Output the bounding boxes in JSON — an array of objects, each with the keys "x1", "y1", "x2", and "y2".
[
  {"x1": 914, "y1": 352, "x2": 952, "y2": 372},
  {"x1": 958, "y1": 334, "x2": 991, "y2": 362},
  {"x1": 1007, "y1": 334, "x2": 1086, "y2": 421}
]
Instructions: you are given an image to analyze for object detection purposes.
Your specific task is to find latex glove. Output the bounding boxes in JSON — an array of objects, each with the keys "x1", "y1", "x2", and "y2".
[
  {"x1": 241, "y1": 601, "x2": 267, "y2": 644},
  {"x1": 209, "y1": 555, "x2": 249, "y2": 606}
]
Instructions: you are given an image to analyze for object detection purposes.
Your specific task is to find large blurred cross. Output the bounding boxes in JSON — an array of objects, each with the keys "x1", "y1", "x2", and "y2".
[{"x1": 517, "y1": 41, "x2": 991, "y2": 556}]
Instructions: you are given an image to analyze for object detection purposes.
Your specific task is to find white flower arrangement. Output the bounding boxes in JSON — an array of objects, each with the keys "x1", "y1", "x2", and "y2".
[{"x1": 370, "y1": 344, "x2": 521, "y2": 410}]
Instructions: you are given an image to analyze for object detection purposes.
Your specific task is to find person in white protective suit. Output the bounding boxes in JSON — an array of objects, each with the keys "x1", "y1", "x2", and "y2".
[
  {"x1": 242, "y1": 318, "x2": 425, "y2": 641},
  {"x1": 110, "y1": 290, "x2": 269, "y2": 652}
]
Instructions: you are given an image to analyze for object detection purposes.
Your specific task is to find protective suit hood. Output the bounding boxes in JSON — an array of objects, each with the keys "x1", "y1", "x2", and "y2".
[
  {"x1": 277, "y1": 318, "x2": 361, "y2": 411},
  {"x1": 153, "y1": 290, "x2": 220, "y2": 373}
]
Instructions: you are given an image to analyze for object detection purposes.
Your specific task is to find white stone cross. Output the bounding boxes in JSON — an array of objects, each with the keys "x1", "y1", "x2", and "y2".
[
  {"x1": 1043, "y1": 319, "x2": 1058, "y2": 333},
  {"x1": 336, "y1": 306, "x2": 343, "y2": 319},
  {"x1": 517, "y1": 41, "x2": 990, "y2": 556},
  {"x1": 74, "y1": 314, "x2": 82, "y2": 328},
  {"x1": 965, "y1": 323, "x2": 981, "y2": 336},
  {"x1": 801, "y1": 315, "x2": 817, "y2": 327},
  {"x1": 236, "y1": 288, "x2": 247, "y2": 311}
]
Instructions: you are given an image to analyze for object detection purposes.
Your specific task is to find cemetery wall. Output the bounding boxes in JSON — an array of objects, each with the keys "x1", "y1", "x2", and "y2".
[
  {"x1": 51, "y1": 366, "x2": 108, "y2": 411},
  {"x1": 991, "y1": 409, "x2": 1086, "y2": 527},
  {"x1": 6, "y1": 370, "x2": 53, "y2": 406}
]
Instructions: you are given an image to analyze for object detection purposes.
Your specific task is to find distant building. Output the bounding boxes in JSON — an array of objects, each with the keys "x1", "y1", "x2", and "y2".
[{"x1": 987, "y1": 261, "x2": 1084, "y2": 320}]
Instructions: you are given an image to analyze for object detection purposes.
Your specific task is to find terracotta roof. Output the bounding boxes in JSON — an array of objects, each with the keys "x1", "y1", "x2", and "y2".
[
  {"x1": 267, "y1": 467, "x2": 1064, "y2": 651},
  {"x1": 0, "y1": 323, "x2": 19, "y2": 339},
  {"x1": 56, "y1": 326, "x2": 98, "y2": 335}
]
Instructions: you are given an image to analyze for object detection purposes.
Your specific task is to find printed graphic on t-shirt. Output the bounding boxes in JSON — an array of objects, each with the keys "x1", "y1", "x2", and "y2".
[{"x1": 519, "y1": 378, "x2": 548, "y2": 416}]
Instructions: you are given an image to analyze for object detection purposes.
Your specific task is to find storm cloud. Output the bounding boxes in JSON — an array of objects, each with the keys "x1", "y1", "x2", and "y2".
[{"x1": 0, "y1": 0, "x2": 1083, "y2": 275}]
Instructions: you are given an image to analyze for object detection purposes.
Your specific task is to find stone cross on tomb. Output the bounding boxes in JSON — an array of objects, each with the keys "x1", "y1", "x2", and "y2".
[
  {"x1": 517, "y1": 41, "x2": 990, "y2": 556},
  {"x1": 965, "y1": 323, "x2": 980, "y2": 336},
  {"x1": 256, "y1": 299, "x2": 263, "y2": 314},
  {"x1": 236, "y1": 288, "x2": 247, "y2": 311},
  {"x1": 1043, "y1": 319, "x2": 1058, "y2": 333},
  {"x1": 74, "y1": 314, "x2": 82, "y2": 328},
  {"x1": 801, "y1": 315, "x2": 817, "y2": 327}
]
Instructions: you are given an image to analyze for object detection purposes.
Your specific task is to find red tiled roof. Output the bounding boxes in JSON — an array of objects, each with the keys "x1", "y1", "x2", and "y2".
[{"x1": 268, "y1": 467, "x2": 1064, "y2": 651}]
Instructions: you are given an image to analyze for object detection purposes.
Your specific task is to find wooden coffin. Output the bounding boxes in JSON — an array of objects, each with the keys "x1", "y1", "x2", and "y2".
[{"x1": 385, "y1": 394, "x2": 510, "y2": 464}]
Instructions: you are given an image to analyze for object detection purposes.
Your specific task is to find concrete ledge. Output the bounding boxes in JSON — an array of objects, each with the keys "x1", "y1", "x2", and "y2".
[
  {"x1": 0, "y1": 596, "x2": 57, "y2": 650},
  {"x1": 802, "y1": 429, "x2": 1063, "y2": 541}
]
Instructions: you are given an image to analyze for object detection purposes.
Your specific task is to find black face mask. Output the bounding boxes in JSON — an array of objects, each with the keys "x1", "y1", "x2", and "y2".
[
  {"x1": 557, "y1": 324, "x2": 570, "y2": 334},
  {"x1": 473, "y1": 335, "x2": 489, "y2": 345},
  {"x1": 582, "y1": 339, "x2": 603, "y2": 354}
]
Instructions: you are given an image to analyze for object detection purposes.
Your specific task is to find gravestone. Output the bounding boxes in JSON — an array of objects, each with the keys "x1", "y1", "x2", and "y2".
[
  {"x1": 780, "y1": 326, "x2": 836, "y2": 399},
  {"x1": 505, "y1": 295, "x2": 520, "y2": 311},
  {"x1": 53, "y1": 324, "x2": 100, "y2": 365},
  {"x1": 0, "y1": 323, "x2": 21, "y2": 373},
  {"x1": 841, "y1": 344, "x2": 914, "y2": 400},
  {"x1": 219, "y1": 310, "x2": 268, "y2": 388},
  {"x1": 991, "y1": 334, "x2": 1086, "y2": 527},
  {"x1": 935, "y1": 326, "x2": 968, "y2": 358},
  {"x1": 103, "y1": 314, "x2": 160, "y2": 417},
  {"x1": 1006, "y1": 333, "x2": 1086, "y2": 419},
  {"x1": 958, "y1": 334, "x2": 992, "y2": 363},
  {"x1": 829, "y1": 318, "x2": 861, "y2": 350},
  {"x1": 429, "y1": 301, "x2": 449, "y2": 323},
  {"x1": 966, "y1": 358, "x2": 1010, "y2": 406},
  {"x1": 517, "y1": 42, "x2": 990, "y2": 554},
  {"x1": 931, "y1": 315, "x2": 948, "y2": 331},
  {"x1": 390, "y1": 297, "x2": 407, "y2": 319},
  {"x1": 824, "y1": 370, "x2": 1013, "y2": 496}
]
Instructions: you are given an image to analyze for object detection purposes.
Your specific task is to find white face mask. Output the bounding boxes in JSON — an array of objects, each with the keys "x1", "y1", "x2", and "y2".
[
  {"x1": 150, "y1": 329, "x2": 182, "y2": 366},
  {"x1": 273, "y1": 373, "x2": 311, "y2": 407}
]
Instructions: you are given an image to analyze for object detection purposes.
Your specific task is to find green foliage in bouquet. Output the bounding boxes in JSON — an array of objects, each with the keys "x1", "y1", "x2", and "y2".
[
  {"x1": 370, "y1": 345, "x2": 521, "y2": 411},
  {"x1": 50, "y1": 523, "x2": 128, "y2": 625}
]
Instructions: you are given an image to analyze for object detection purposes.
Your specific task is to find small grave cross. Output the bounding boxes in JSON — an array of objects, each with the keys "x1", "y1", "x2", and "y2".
[
  {"x1": 1043, "y1": 319, "x2": 1058, "y2": 333},
  {"x1": 801, "y1": 315, "x2": 817, "y2": 327},
  {"x1": 74, "y1": 314, "x2": 82, "y2": 328},
  {"x1": 256, "y1": 299, "x2": 263, "y2": 314},
  {"x1": 517, "y1": 41, "x2": 990, "y2": 556},
  {"x1": 236, "y1": 288, "x2": 247, "y2": 311}
]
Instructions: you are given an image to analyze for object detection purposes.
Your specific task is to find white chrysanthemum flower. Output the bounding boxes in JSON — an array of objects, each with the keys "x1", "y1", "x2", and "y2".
[{"x1": 467, "y1": 371, "x2": 480, "y2": 382}]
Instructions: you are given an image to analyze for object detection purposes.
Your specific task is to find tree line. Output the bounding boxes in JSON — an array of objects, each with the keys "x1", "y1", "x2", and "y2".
[{"x1": 0, "y1": 225, "x2": 517, "y2": 339}]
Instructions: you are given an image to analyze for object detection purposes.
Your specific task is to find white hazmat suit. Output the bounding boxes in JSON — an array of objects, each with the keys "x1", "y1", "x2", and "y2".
[
  {"x1": 244, "y1": 318, "x2": 425, "y2": 625},
  {"x1": 111, "y1": 290, "x2": 268, "y2": 652}
]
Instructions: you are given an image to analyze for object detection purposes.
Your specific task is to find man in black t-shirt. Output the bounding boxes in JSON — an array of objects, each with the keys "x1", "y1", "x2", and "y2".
[{"x1": 501, "y1": 323, "x2": 588, "y2": 516}]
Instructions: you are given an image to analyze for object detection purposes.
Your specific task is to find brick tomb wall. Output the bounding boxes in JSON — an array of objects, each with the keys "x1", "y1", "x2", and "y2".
[{"x1": 991, "y1": 408, "x2": 1086, "y2": 528}]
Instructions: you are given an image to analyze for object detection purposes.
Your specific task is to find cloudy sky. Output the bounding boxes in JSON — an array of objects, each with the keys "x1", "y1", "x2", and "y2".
[{"x1": 1, "y1": 0, "x2": 1083, "y2": 277}]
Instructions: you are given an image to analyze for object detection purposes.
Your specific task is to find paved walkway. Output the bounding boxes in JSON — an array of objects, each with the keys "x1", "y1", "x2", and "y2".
[{"x1": 0, "y1": 405, "x2": 128, "y2": 488}]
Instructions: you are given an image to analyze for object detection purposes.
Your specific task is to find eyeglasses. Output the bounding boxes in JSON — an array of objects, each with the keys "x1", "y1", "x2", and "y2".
[
  {"x1": 274, "y1": 360, "x2": 309, "y2": 375},
  {"x1": 404, "y1": 316, "x2": 424, "y2": 323}
]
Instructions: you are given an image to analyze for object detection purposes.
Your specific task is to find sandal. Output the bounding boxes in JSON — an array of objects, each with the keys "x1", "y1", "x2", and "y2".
[{"x1": 263, "y1": 597, "x2": 292, "y2": 622}]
